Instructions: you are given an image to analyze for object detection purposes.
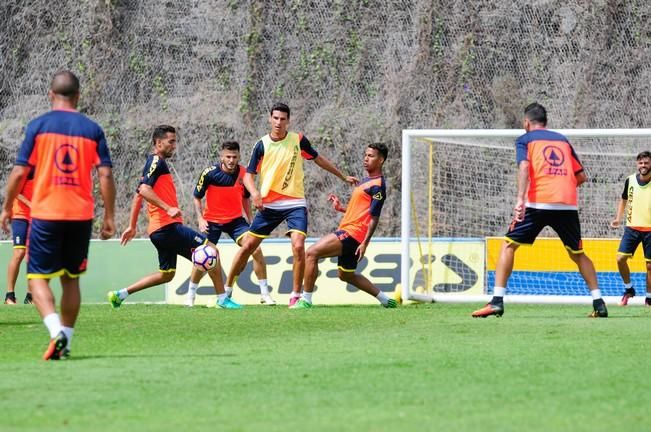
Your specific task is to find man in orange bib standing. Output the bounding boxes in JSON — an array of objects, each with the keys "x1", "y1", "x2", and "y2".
[
  {"x1": 1, "y1": 70, "x2": 116, "y2": 359},
  {"x1": 472, "y1": 102, "x2": 607, "y2": 318}
]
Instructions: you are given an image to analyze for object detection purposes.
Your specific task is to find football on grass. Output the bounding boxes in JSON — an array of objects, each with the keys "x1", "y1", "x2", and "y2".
[{"x1": 192, "y1": 244, "x2": 218, "y2": 271}]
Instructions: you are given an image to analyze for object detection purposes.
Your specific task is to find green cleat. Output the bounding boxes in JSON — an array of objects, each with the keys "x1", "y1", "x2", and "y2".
[
  {"x1": 107, "y1": 291, "x2": 122, "y2": 309},
  {"x1": 290, "y1": 298, "x2": 313, "y2": 309},
  {"x1": 384, "y1": 298, "x2": 398, "y2": 308},
  {"x1": 217, "y1": 297, "x2": 243, "y2": 309}
]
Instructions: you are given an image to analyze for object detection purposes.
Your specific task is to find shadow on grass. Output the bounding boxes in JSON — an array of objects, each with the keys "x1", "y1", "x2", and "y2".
[
  {"x1": 0, "y1": 321, "x2": 42, "y2": 327},
  {"x1": 68, "y1": 352, "x2": 238, "y2": 360}
]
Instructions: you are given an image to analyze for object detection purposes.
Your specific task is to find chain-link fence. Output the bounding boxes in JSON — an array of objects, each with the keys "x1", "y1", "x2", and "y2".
[{"x1": 1, "y1": 0, "x2": 649, "y2": 239}]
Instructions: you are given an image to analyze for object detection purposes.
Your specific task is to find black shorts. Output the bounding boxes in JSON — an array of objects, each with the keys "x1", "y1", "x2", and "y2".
[
  {"x1": 206, "y1": 217, "x2": 250, "y2": 245},
  {"x1": 617, "y1": 227, "x2": 651, "y2": 261},
  {"x1": 149, "y1": 223, "x2": 207, "y2": 272},
  {"x1": 335, "y1": 229, "x2": 361, "y2": 272},
  {"x1": 27, "y1": 219, "x2": 92, "y2": 279},
  {"x1": 506, "y1": 208, "x2": 583, "y2": 253}
]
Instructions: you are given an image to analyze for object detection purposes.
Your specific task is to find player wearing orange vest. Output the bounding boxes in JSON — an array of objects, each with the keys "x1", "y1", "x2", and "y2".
[
  {"x1": 610, "y1": 151, "x2": 651, "y2": 307},
  {"x1": 186, "y1": 141, "x2": 274, "y2": 306},
  {"x1": 1, "y1": 70, "x2": 116, "y2": 360},
  {"x1": 4, "y1": 167, "x2": 34, "y2": 305},
  {"x1": 472, "y1": 102, "x2": 607, "y2": 318},
  {"x1": 108, "y1": 126, "x2": 241, "y2": 309},
  {"x1": 224, "y1": 103, "x2": 358, "y2": 307},
  {"x1": 291, "y1": 143, "x2": 397, "y2": 309}
]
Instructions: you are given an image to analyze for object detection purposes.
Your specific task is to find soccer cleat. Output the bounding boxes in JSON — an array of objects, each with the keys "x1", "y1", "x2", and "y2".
[
  {"x1": 260, "y1": 294, "x2": 276, "y2": 305},
  {"x1": 645, "y1": 297, "x2": 651, "y2": 307},
  {"x1": 23, "y1": 293, "x2": 33, "y2": 304},
  {"x1": 472, "y1": 303, "x2": 504, "y2": 318},
  {"x1": 42, "y1": 332, "x2": 68, "y2": 361},
  {"x1": 288, "y1": 296, "x2": 300, "y2": 307},
  {"x1": 4, "y1": 293, "x2": 17, "y2": 305},
  {"x1": 217, "y1": 297, "x2": 243, "y2": 309},
  {"x1": 619, "y1": 287, "x2": 635, "y2": 306},
  {"x1": 289, "y1": 298, "x2": 313, "y2": 309},
  {"x1": 589, "y1": 301, "x2": 608, "y2": 318},
  {"x1": 107, "y1": 291, "x2": 123, "y2": 309},
  {"x1": 384, "y1": 298, "x2": 398, "y2": 308}
]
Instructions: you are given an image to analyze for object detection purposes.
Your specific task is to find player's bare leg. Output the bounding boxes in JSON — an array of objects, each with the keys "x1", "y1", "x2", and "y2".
[
  {"x1": 616, "y1": 254, "x2": 635, "y2": 305},
  {"x1": 472, "y1": 241, "x2": 518, "y2": 317},
  {"x1": 646, "y1": 261, "x2": 651, "y2": 306},
  {"x1": 59, "y1": 274, "x2": 80, "y2": 357},
  {"x1": 568, "y1": 251, "x2": 607, "y2": 317},
  {"x1": 108, "y1": 271, "x2": 175, "y2": 309},
  {"x1": 288, "y1": 231, "x2": 306, "y2": 307},
  {"x1": 226, "y1": 234, "x2": 262, "y2": 288},
  {"x1": 4, "y1": 248, "x2": 25, "y2": 304},
  {"x1": 30, "y1": 278, "x2": 66, "y2": 360}
]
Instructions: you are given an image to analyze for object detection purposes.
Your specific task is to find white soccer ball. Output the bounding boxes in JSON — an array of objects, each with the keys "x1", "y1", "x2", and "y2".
[{"x1": 192, "y1": 244, "x2": 218, "y2": 271}]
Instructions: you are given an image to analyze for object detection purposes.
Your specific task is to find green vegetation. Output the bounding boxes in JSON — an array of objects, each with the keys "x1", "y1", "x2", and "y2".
[{"x1": 1, "y1": 303, "x2": 648, "y2": 431}]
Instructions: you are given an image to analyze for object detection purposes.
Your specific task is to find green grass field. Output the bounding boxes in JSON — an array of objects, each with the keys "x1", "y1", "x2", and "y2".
[{"x1": 1, "y1": 302, "x2": 649, "y2": 432}]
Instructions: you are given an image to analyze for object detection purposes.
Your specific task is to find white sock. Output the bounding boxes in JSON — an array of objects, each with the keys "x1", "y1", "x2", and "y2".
[
  {"x1": 217, "y1": 293, "x2": 227, "y2": 304},
  {"x1": 590, "y1": 289, "x2": 602, "y2": 300},
  {"x1": 224, "y1": 286, "x2": 233, "y2": 297},
  {"x1": 259, "y1": 279, "x2": 269, "y2": 296},
  {"x1": 301, "y1": 291, "x2": 313, "y2": 303},
  {"x1": 376, "y1": 291, "x2": 389, "y2": 306},
  {"x1": 62, "y1": 326, "x2": 74, "y2": 350},
  {"x1": 493, "y1": 286, "x2": 506, "y2": 297},
  {"x1": 43, "y1": 313, "x2": 62, "y2": 339},
  {"x1": 188, "y1": 282, "x2": 198, "y2": 296},
  {"x1": 290, "y1": 291, "x2": 301, "y2": 299},
  {"x1": 624, "y1": 282, "x2": 633, "y2": 289},
  {"x1": 117, "y1": 288, "x2": 129, "y2": 300}
]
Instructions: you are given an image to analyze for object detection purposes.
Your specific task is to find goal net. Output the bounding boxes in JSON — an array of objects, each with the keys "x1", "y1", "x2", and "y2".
[{"x1": 401, "y1": 129, "x2": 651, "y2": 305}]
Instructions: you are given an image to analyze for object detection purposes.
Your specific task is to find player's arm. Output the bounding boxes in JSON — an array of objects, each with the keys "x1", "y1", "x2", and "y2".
[
  {"x1": 0, "y1": 165, "x2": 30, "y2": 233},
  {"x1": 121, "y1": 193, "x2": 143, "y2": 246},
  {"x1": 313, "y1": 155, "x2": 359, "y2": 186},
  {"x1": 138, "y1": 184, "x2": 181, "y2": 218},
  {"x1": 514, "y1": 160, "x2": 529, "y2": 222},
  {"x1": 243, "y1": 172, "x2": 262, "y2": 210},
  {"x1": 242, "y1": 197, "x2": 253, "y2": 223},
  {"x1": 193, "y1": 197, "x2": 208, "y2": 233},
  {"x1": 327, "y1": 193, "x2": 347, "y2": 213},
  {"x1": 610, "y1": 178, "x2": 629, "y2": 229},
  {"x1": 97, "y1": 166, "x2": 116, "y2": 240},
  {"x1": 356, "y1": 215, "x2": 380, "y2": 261}
]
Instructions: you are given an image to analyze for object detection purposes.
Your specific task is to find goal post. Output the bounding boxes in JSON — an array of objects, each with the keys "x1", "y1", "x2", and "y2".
[{"x1": 400, "y1": 128, "x2": 651, "y2": 305}]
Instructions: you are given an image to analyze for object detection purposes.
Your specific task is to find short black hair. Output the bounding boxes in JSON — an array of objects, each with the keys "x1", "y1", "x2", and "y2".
[
  {"x1": 152, "y1": 125, "x2": 176, "y2": 144},
  {"x1": 368, "y1": 142, "x2": 388, "y2": 161},
  {"x1": 221, "y1": 141, "x2": 240, "y2": 152},
  {"x1": 50, "y1": 70, "x2": 80, "y2": 99},
  {"x1": 524, "y1": 102, "x2": 547, "y2": 126},
  {"x1": 637, "y1": 151, "x2": 651, "y2": 160},
  {"x1": 270, "y1": 102, "x2": 290, "y2": 118}
]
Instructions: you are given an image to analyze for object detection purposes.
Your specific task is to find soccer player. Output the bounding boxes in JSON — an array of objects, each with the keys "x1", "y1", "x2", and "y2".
[
  {"x1": 610, "y1": 150, "x2": 651, "y2": 307},
  {"x1": 187, "y1": 140, "x2": 274, "y2": 306},
  {"x1": 4, "y1": 168, "x2": 34, "y2": 305},
  {"x1": 472, "y1": 102, "x2": 608, "y2": 318},
  {"x1": 291, "y1": 143, "x2": 397, "y2": 309},
  {"x1": 108, "y1": 125, "x2": 241, "y2": 309},
  {"x1": 224, "y1": 103, "x2": 358, "y2": 307},
  {"x1": 0, "y1": 70, "x2": 116, "y2": 360}
]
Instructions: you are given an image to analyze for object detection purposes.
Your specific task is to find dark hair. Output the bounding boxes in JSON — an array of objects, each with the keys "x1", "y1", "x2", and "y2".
[
  {"x1": 50, "y1": 70, "x2": 80, "y2": 98},
  {"x1": 221, "y1": 141, "x2": 240, "y2": 152},
  {"x1": 152, "y1": 125, "x2": 176, "y2": 144},
  {"x1": 368, "y1": 142, "x2": 388, "y2": 161},
  {"x1": 524, "y1": 102, "x2": 547, "y2": 126},
  {"x1": 270, "y1": 102, "x2": 290, "y2": 118},
  {"x1": 637, "y1": 151, "x2": 651, "y2": 160}
]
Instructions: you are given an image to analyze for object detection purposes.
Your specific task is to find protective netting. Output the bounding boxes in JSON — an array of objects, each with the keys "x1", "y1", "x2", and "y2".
[{"x1": 1, "y1": 1, "x2": 650, "y2": 240}]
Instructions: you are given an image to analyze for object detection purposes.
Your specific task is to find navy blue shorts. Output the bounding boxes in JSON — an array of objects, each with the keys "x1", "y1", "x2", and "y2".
[
  {"x1": 149, "y1": 223, "x2": 207, "y2": 272},
  {"x1": 617, "y1": 227, "x2": 651, "y2": 261},
  {"x1": 207, "y1": 217, "x2": 250, "y2": 245},
  {"x1": 335, "y1": 230, "x2": 361, "y2": 272},
  {"x1": 11, "y1": 218, "x2": 29, "y2": 248},
  {"x1": 506, "y1": 208, "x2": 583, "y2": 253},
  {"x1": 249, "y1": 206, "x2": 308, "y2": 238},
  {"x1": 27, "y1": 219, "x2": 92, "y2": 279}
]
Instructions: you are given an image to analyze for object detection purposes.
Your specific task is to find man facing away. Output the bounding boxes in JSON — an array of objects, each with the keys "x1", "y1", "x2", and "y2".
[
  {"x1": 1, "y1": 70, "x2": 116, "y2": 359},
  {"x1": 291, "y1": 143, "x2": 397, "y2": 309},
  {"x1": 472, "y1": 102, "x2": 608, "y2": 318},
  {"x1": 610, "y1": 150, "x2": 651, "y2": 307},
  {"x1": 224, "y1": 103, "x2": 358, "y2": 307}
]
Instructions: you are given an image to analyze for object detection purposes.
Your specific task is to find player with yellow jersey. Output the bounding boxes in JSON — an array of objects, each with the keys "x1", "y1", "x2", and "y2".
[
  {"x1": 610, "y1": 151, "x2": 651, "y2": 307},
  {"x1": 223, "y1": 103, "x2": 358, "y2": 306}
]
